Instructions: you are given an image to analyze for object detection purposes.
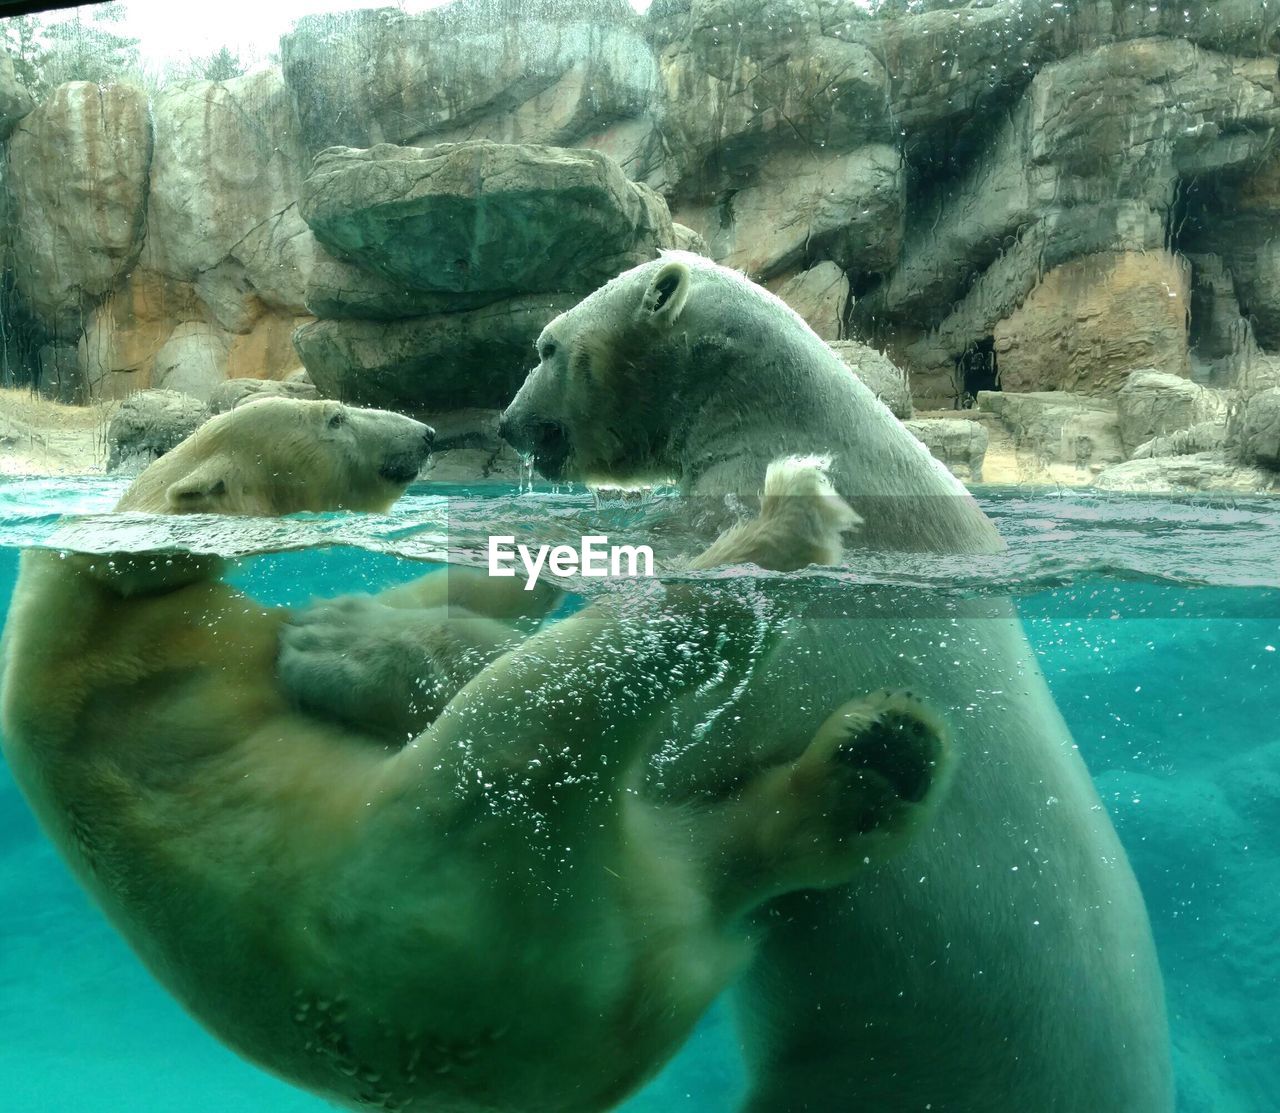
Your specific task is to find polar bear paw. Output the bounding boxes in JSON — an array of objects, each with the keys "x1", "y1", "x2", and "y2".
[
  {"x1": 747, "y1": 691, "x2": 952, "y2": 894},
  {"x1": 691, "y1": 456, "x2": 860, "y2": 572},
  {"x1": 278, "y1": 595, "x2": 452, "y2": 743}
]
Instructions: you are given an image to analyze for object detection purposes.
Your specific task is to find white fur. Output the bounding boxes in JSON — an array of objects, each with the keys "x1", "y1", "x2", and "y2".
[
  {"x1": 499, "y1": 254, "x2": 1174, "y2": 1113},
  {"x1": 2, "y1": 399, "x2": 953, "y2": 1113}
]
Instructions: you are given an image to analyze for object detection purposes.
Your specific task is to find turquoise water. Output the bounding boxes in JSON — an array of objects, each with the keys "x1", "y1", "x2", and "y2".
[{"x1": 0, "y1": 477, "x2": 1277, "y2": 1112}]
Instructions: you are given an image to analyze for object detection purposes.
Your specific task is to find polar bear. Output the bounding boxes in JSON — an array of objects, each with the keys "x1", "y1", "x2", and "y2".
[
  {"x1": 492, "y1": 253, "x2": 1176, "y2": 1112},
  {"x1": 0, "y1": 397, "x2": 954, "y2": 1113}
]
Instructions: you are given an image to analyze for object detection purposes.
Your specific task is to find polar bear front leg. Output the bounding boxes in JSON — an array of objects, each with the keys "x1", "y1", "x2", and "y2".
[
  {"x1": 279, "y1": 594, "x2": 526, "y2": 743},
  {"x1": 278, "y1": 567, "x2": 561, "y2": 741},
  {"x1": 705, "y1": 691, "x2": 953, "y2": 917}
]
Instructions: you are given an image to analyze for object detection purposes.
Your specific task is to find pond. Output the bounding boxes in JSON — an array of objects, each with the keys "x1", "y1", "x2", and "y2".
[{"x1": 0, "y1": 476, "x2": 1276, "y2": 1112}]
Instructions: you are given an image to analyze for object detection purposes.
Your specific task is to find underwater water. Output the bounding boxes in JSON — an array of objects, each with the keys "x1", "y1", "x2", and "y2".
[{"x1": 0, "y1": 477, "x2": 1277, "y2": 1113}]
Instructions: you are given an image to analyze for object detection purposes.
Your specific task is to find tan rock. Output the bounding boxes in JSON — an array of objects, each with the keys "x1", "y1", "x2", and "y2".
[
  {"x1": 828, "y1": 340, "x2": 913, "y2": 419},
  {"x1": 679, "y1": 146, "x2": 902, "y2": 281},
  {"x1": 77, "y1": 271, "x2": 202, "y2": 400},
  {"x1": 226, "y1": 314, "x2": 315, "y2": 382},
  {"x1": 151, "y1": 322, "x2": 230, "y2": 402},
  {"x1": 772, "y1": 263, "x2": 849, "y2": 343},
  {"x1": 6, "y1": 82, "x2": 151, "y2": 333},
  {"x1": 1116, "y1": 370, "x2": 1227, "y2": 455},
  {"x1": 904, "y1": 417, "x2": 988, "y2": 483},
  {"x1": 142, "y1": 70, "x2": 312, "y2": 319},
  {"x1": 977, "y1": 391, "x2": 1125, "y2": 476},
  {"x1": 994, "y1": 252, "x2": 1191, "y2": 394}
]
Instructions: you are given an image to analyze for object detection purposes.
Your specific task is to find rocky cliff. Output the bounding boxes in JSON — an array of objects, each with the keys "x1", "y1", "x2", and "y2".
[{"x1": 2, "y1": 0, "x2": 1279, "y2": 487}]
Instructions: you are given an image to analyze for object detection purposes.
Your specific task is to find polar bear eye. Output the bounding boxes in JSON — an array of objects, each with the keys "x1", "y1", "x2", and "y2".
[
  {"x1": 327, "y1": 410, "x2": 347, "y2": 429},
  {"x1": 539, "y1": 340, "x2": 557, "y2": 362}
]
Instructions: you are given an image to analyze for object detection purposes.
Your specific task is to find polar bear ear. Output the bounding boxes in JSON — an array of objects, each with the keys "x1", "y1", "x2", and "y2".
[
  {"x1": 639, "y1": 260, "x2": 691, "y2": 325},
  {"x1": 165, "y1": 459, "x2": 232, "y2": 513}
]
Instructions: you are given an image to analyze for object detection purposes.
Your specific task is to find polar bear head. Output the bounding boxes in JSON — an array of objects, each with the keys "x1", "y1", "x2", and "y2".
[
  {"x1": 498, "y1": 251, "x2": 835, "y2": 487},
  {"x1": 117, "y1": 398, "x2": 435, "y2": 516}
]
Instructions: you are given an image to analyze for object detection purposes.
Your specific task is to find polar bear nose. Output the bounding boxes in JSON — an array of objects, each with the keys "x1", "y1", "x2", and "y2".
[{"x1": 421, "y1": 425, "x2": 436, "y2": 452}]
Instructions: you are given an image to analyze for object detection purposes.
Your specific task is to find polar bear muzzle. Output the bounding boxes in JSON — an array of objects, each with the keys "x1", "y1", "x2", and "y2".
[{"x1": 498, "y1": 414, "x2": 572, "y2": 477}]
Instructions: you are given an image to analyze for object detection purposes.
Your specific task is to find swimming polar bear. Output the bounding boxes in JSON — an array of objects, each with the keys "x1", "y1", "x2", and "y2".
[
  {"x1": 0, "y1": 397, "x2": 954, "y2": 1113},
  {"x1": 494, "y1": 253, "x2": 1175, "y2": 1112}
]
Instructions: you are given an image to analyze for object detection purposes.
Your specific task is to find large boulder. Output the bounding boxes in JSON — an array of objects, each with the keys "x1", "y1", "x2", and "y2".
[
  {"x1": 652, "y1": 0, "x2": 890, "y2": 189},
  {"x1": 904, "y1": 417, "x2": 988, "y2": 484},
  {"x1": 151, "y1": 322, "x2": 230, "y2": 403},
  {"x1": 978, "y1": 391, "x2": 1125, "y2": 473},
  {"x1": 142, "y1": 70, "x2": 314, "y2": 322},
  {"x1": 1237, "y1": 388, "x2": 1280, "y2": 469},
  {"x1": 859, "y1": 38, "x2": 1279, "y2": 374},
  {"x1": 773, "y1": 263, "x2": 849, "y2": 343},
  {"x1": 1093, "y1": 452, "x2": 1279, "y2": 493},
  {"x1": 829, "y1": 340, "x2": 913, "y2": 419},
  {"x1": 995, "y1": 253, "x2": 1193, "y2": 394},
  {"x1": 106, "y1": 390, "x2": 210, "y2": 472},
  {"x1": 1116, "y1": 370, "x2": 1228, "y2": 455},
  {"x1": 295, "y1": 294, "x2": 577, "y2": 412},
  {"x1": 677, "y1": 145, "x2": 902, "y2": 282},
  {"x1": 280, "y1": 3, "x2": 658, "y2": 166},
  {"x1": 6, "y1": 82, "x2": 151, "y2": 335},
  {"x1": 208, "y1": 376, "x2": 321, "y2": 414},
  {"x1": 304, "y1": 249, "x2": 499, "y2": 321},
  {"x1": 300, "y1": 142, "x2": 675, "y2": 299}
]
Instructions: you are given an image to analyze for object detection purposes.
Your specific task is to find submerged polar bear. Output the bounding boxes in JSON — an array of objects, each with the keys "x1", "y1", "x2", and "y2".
[
  {"x1": 0, "y1": 397, "x2": 955, "y2": 1113},
  {"x1": 493, "y1": 253, "x2": 1175, "y2": 1112}
]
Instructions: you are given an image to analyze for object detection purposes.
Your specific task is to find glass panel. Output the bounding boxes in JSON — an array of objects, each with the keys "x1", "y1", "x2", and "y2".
[{"x1": 0, "y1": 3, "x2": 1277, "y2": 1112}]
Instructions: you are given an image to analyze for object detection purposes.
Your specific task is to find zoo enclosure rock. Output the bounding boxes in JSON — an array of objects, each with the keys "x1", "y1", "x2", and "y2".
[
  {"x1": 295, "y1": 294, "x2": 579, "y2": 412},
  {"x1": 904, "y1": 417, "x2": 988, "y2": 484},
  {"x1": 1092, "y1": 452, "x2": 1280, "y2": 494},
  {"x1": 860, "y1": 35, "x2": 1280, "y2": 406},
  {"x1": 993, "y1": 254, "x2": 1193, "y2": 394},
  {"x1": 774, "y1": 264, "x2": 850, "y2": 343},
  {"x1": 208, "y1": 376, "x2": 321, "y2": 415},
  {"x1": 300, "y1": 142, "x2": 676, "y2": 299},
  {"x1": 1237, "y1": 388, "x2": 1280, "y2": 469},
  {"x1": 106, "y1": 389, "x2": 209, "y2": 472},
  {"x1": 6, "y1": 3, "x2": 1280, "y2": 495},
  {"x1": 829, "y1": 340, "x2": 913, "y2": 419},
  {"x1": 0, "y1": 51, "x2": 34, "y2": 139},
  {"x1": 294, "y1": 137, "x2": 688, "y2": 414},
  {"x1": 1116, "y1": 370, "x2": 1228, "y2": 457},
  {"x1": 142, "y1": 70, "x2": 313, "y2": 323},
  {"x1": 977, "y1": 391, "x2": 1125, "y2": 475},
  {"x1": 5, "y1": 82, "x2": 151, "y2": 336},
  {"x1": 280, "y1": 2, "x2": 655, "y2": 156}
]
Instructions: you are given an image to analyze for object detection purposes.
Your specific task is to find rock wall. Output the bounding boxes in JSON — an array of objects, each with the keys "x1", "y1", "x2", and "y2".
[{"x1": 2, "y1": 0, "x2": 1280, "y2": 487}]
